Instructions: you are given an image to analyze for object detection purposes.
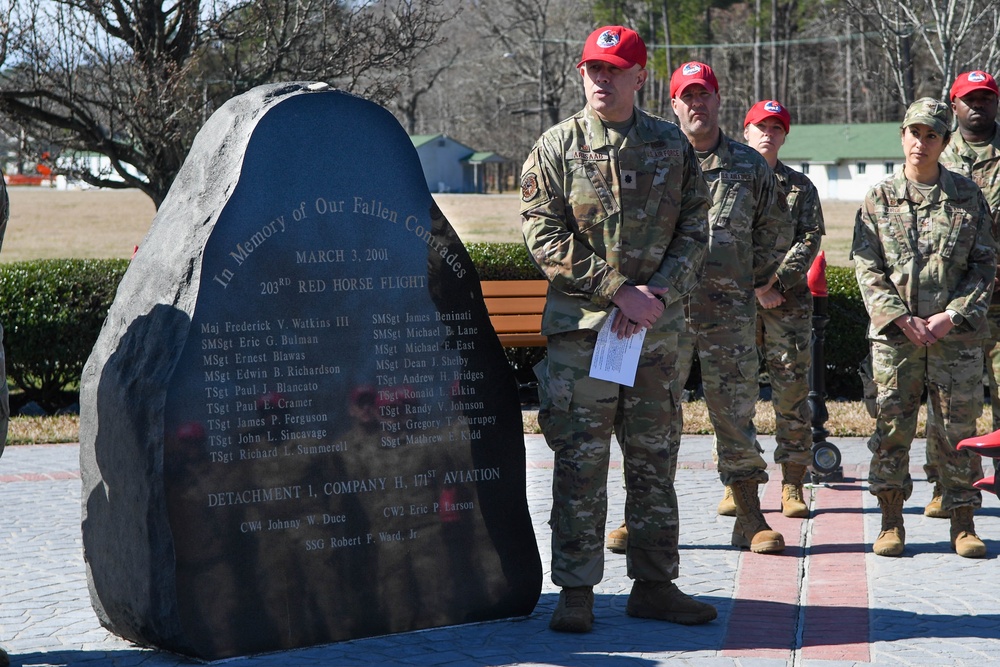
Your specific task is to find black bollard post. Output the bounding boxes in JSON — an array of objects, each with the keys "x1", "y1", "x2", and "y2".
[{"x1": 807, "y1": 251, "x2": 843, "y2": 482}]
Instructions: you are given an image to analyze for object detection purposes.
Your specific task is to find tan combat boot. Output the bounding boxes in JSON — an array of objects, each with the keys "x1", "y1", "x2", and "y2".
[
  {"x1": 606, "y1": 521, "x2": 628, "y2": 554},
  {"x1": 717, "y1": 485, "x2": 736, "y2": 516},
  {"x1": 924, "y1": 482, "x2": 950, "y2": 518},
  {"x1": 950, "y1": 505, "x2": 987, "y2": 558},
  {"x1": 549, "y1": 586, "x2": 594, "y2": 632},
  {"x1": 730, "y1": 479, "x2": 785, "y2": 553},
  {"x1": 780, "y1": 462, "x2": 810, "y2": 518},
  {"x1": 873, "y1": 489, "x2": 905, "y2": 556}
]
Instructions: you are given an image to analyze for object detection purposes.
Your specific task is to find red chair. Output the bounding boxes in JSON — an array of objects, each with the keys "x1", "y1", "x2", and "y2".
[{"x1": 956, "y1": 429, "x2": 1000, "y2": 495}]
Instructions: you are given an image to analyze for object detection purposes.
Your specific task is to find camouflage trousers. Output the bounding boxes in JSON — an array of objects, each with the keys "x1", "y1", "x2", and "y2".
[
  {"x1": 925, "y1": 307, "x2": 1000, "y2": 482},
  {"x1": 677, "y1": 321, "x2": 768, "y2": 486},
  {"x1": 535, "y1": 329, "x2": 681, "y2": 587},
  {"x1": 868, "y1": 338, "x2": 983, "y2": 509},
  {"x1": 756, "y1": 293, "x2": 813, "y2": 468}
]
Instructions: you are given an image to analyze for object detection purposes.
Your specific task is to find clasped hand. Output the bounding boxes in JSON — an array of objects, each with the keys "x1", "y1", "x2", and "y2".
[
  {"x1": 895, "y1": 312, "x2": 954, "y2": 347},
  {"x1": 610, "y1": 284, "x2": 665, "y2": 339}
]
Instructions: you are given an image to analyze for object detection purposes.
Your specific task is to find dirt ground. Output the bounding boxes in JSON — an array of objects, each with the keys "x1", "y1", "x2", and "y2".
[
  {"x1": 3, "y1": 187, "x2": 157, "y2": 262},
  {"x1": 0, "y1": 188, "x2": 861, "y2": 268}
]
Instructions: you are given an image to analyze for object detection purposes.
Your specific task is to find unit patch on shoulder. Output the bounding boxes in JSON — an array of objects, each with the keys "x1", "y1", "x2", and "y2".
[{"x1": 521, "y1": 173, "x2": 539, "y2": 201}]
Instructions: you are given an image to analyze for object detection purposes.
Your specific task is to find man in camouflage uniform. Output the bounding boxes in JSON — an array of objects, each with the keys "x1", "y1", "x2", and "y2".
[
  {"x1": 923, "y1": 71, "x2": 1000, "y2": 519},
  {"x1": 520, "y1": 26, "x2": 715, "y2": 632},
  {"x1": 852, "y1": 98, "x2": 996, "y2": 558},
  {"x1": 738, "y1": 100, "x2": 824, "y2": 520},
  {"x1": 667, "y1": 62, "x2": 789, "y2": 554}
]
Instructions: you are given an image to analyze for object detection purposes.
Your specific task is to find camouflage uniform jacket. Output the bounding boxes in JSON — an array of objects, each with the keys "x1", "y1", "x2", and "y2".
[
  {"x1": 852, "y1": 166, "x2": 997, "y2": 342},
  {"x1": 940, "y1": 122, "x2": 1000, "y2": 231},
  {"x1": 520, "y1": 105, "x2": 711, "y2": 336},
  {"x1": 774, "y1": 160, "x2": 824, "y2": 298},
  {"x1": 940, "y1": 123, "x2": 1000, "y2": 308},
  {"x1": 687, "y1": 133, "x2": 789, "y2": 326}
]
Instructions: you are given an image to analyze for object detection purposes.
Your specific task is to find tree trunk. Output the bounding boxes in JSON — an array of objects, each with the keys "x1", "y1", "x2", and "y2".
[
  {"x1": 845, "y1": 15, "x2": 853, "y2": 124},
  {"x1": 754, "y1": 0, "x2": 762, "y2": 101}
]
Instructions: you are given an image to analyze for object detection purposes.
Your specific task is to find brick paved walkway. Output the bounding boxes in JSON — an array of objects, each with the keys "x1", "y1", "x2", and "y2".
[{"x1": 2, "y1": 434, "x2": 1000, "y2": 666}]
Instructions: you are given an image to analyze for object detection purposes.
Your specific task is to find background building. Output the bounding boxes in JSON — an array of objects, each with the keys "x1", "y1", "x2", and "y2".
[
  {"x1": 410, "y1": 134, "x2": 515, "y2": 194},
  {"x1": 779, "y1": 123, "x2": 901, "y2": 200}
]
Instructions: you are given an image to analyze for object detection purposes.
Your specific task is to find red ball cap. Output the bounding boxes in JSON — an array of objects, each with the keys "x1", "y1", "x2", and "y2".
[
  {"x1": 744, "y1": 100, "x2": 791, "y2": 134},
  {"x1": 577, "y1": 26, "x2": 647, "y2": 69},
  {"x1": 950, "y1": 70, "x2": 999, "y2": 101},
  {"x1": 670, "y1": 61, "x2": 719, "y2": 98}
]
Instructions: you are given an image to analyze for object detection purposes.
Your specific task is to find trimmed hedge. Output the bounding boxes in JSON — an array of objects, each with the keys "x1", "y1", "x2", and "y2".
[
  {"x1": 465, "y1": 242, "x2": 870, "y2": 399},
  {"x1": 0, "y1": 247, "x2": 871, "y2": 412},
  {"x1": 0, "y1": 259, "x2": 128, "y2": 410},
  {"x1": 465, "y1": 242, "x2": 540, "y2": 280},
  {"x1": 466, "y1": 243, "x2": 547, "y2": 386},
  {"x1": 824, "y1": 265, "x2": 869, "y2": 399}
]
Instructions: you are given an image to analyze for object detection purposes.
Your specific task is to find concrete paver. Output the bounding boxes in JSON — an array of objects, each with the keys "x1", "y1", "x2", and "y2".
[{"x1": 1, "y1": 433, "x2": 999, "y2": 666}]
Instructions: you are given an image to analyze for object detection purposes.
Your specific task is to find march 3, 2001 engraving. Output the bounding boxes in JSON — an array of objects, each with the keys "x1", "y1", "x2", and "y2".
[{"x1": 80, "y1": 83, "x2": 541, "y2": 661}]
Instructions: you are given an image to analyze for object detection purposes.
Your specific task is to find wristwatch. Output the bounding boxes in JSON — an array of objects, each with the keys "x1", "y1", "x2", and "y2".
[{"x1": 947, "y1": 309, "x2": 964, "y2": 326}]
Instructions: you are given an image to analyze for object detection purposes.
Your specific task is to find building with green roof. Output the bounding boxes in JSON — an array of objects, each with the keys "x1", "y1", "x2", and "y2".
[
  {"x1": 409, "y1": 134, "x2": 514, "y2": 193},
  {"x1": 779, "y1": 122, "x2": 903, "y2": 200}
]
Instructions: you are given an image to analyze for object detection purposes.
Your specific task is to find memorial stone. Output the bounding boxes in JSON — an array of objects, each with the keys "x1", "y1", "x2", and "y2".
[{"x1": 79, "y1": 82, "x2": 542, "y2": 660}]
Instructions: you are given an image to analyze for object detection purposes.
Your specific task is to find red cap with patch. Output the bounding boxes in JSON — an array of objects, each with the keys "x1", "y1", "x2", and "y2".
[
  {"x1": 950, "y1": 70, "x2": 999, "y2": 101},
  {"x1": 744, "y1": 100, "x2": 791, "y2": 134},
  {"x1": 670, "y1": 61, "x2": 719, "y2": 98},
  {"x1": 577, "y1": 26, "x2": 647, "y2": 69}
]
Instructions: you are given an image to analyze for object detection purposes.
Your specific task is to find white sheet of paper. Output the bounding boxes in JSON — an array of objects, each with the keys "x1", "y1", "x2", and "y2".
[{"x1": 589, "y1": 308, "x2": 645, "y2": 387}]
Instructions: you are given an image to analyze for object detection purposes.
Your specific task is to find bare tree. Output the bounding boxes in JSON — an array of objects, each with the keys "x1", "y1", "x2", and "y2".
[
  {"x1": 841, "y1": 0, "x2": 1000, "y2": 105},
  {"x1": 391, "y1": 45, "x2": 462, "y2": 135},
  {"x1": 471, "y1": 0, "x2": 593, "y2": 138},
  {"x1": 0, "y1": 0, "x2": 450, "y2": 207},
  {"x1": 212, "y1": 0, "x2": 452, "y2": 106}
]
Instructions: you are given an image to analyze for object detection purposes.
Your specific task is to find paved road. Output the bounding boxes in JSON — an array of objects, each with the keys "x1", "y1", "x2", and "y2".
[{"x1": 2, "y1": 433, "x2": 999, "y2": 666}]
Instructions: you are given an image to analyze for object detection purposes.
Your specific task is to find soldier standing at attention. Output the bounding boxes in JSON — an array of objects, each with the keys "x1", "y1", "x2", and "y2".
[
  {"x1": 520, "y1": 25, "x2": 715, "y2": 632},
  {"x1": 607, "y1": 63, "x2": 790, "y2": 556},
  {"x1": 669, "y1": 63, "x2": 789, "y2": 554},
  {"x1": 923, "y1": 71, "x2": 1000, "y2": 519},
  {"x1": 738, "y1": 100, "x2": 824, "y2": 520},
  {"x1": 852, "y1": 98, "x2": 996, "y2": 558}
]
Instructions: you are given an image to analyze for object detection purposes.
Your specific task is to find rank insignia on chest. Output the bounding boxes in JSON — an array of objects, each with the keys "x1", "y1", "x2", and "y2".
[
  {"x1": 622, "y1": 170, "x2": 637, "y2": 189},
  {"x1": 521, "y1": 173, "x2": 539, "y2": 201}
]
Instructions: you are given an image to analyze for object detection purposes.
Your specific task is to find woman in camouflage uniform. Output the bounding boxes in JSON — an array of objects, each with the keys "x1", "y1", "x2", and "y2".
[{"x1": 852, "y1": 98, "x2": 997, "y2": 558}]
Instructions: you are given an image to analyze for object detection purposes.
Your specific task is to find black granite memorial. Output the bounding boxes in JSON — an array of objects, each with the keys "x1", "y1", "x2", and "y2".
[{"x1": 79, "y1": 82, "x2": 542, "y2": 660}]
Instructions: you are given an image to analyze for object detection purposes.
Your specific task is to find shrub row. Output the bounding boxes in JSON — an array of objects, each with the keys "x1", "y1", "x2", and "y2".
[
  {"x1": 0, "y1": 259, "x2": 128, "y2": 411},
  {"x1": 466, "y1": 243, "x2": 870, "y2": 400},
  {"x1": 823, "y1": 265, "x2": 870, "y2": 399},
  {"x1": 0, "y1": 247, "x2": 869, "y2": 412}
]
